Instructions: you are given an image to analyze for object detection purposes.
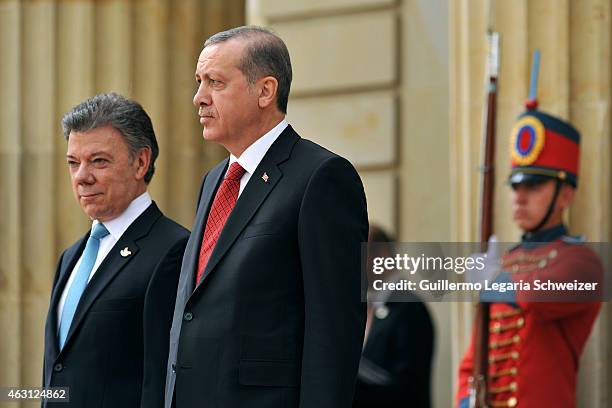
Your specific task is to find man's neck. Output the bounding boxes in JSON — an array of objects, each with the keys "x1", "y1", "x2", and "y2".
[
  {"x1": 533, "y1": 211, "x2": 564, "y2": 233},
  {"x1": 227, "y1": 113, "x2": 285, "y2": 158}
]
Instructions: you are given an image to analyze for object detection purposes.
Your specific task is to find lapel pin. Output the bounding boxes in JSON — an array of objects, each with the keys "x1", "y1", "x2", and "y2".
[
  {"x1": 120, "y1": 247, "x2": 132, "y2": 257},
  {"x1": 262, "y1": 172, "x2": 269, "y2": 183},
  {"x1": 375, "y1": 305, "x2": 389, "y2": 319}
]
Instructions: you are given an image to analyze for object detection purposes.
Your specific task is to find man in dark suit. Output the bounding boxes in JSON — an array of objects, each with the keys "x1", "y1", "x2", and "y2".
[
  {"x1": 354, "y1": 226, "x2": 434, "y2": 408},
  {"x1": 43, "y1": 93, "x2": 189, "y2": 408},
  {"x1": 165, "y1": 26, "x2": 368, "y2": 408}
]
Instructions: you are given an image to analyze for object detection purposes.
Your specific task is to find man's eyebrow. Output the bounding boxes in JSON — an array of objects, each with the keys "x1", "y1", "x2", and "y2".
[
  {"x1": 200, "y1": 69, "x2": 226, "y2": 78},
  {"x1": 90, "y1": 151, "x2": 112, "y2": 157},
  {"x1": 66, "y1": 151, "x2": 111, "y2": 159}
]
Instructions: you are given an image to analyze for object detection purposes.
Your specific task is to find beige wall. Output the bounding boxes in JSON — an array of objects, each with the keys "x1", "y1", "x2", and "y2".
[
  {"x1": 451, "y1": 0, "x2": 612, "y2": 407},
  {"x1": 0, "y1": 1, "x2": 243, "y2": 407},
  {"x1": 248, "y1": 0, "x2": 453, "y2": 406}
]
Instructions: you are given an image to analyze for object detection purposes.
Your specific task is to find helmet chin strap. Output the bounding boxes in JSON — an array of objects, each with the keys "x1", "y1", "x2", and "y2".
[{"x1": 528, "y1": 179, "x2": 562, "y2": 233}]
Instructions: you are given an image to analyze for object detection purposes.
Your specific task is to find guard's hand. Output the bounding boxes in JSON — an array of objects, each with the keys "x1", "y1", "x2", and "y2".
[{"x1": 465, "y1": 235, "x2": 501, "y2": 284}]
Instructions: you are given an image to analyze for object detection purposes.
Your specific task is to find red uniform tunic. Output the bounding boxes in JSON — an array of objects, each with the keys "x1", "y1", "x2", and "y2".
[{"x1": 456, "y1": 227, "x2": 602, "y2": 408}]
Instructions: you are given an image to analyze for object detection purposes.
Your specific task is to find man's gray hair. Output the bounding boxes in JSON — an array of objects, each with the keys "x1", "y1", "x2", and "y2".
[
  {"x1": 204, "y1": 26, "x2": 292, "y2": 114},
  {"x1": 61, "y1": 93, "x2": 159, "y2": 184}
]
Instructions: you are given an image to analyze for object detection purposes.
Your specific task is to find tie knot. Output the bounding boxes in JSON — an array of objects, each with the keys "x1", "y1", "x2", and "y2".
[
  {"x1": 91, "y1": 223, "x2": 110, "y2": 240},
  {"x1": 226, "y1": 162, "x2": 246, "y2": 181}
]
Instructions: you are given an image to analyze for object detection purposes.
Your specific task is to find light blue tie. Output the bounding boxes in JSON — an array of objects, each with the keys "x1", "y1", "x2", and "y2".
[{"x1": 58, "y1": 223, "x2": 109, "y2": 349}]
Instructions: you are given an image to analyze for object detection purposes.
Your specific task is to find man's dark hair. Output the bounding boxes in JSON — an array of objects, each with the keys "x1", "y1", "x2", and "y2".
[
  {"x1": 368, "y1": 224, "x2": 395, "y2": 258},
  {"x1": 204, "y1": 26, "x2": 292, "y2": 114},
  {"x1": 61, "y1": 93, "x2": 159, "y2": 184},
  {"x1": 369, "y1": 225, "x2": 393, "y2": 242}
]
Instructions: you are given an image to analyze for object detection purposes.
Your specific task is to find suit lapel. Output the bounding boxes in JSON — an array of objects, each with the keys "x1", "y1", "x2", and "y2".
[
  {"x1": 179, "y1": 159, "x2": 228, "y2": 295},
  {"x1": 46, "y1": 237, "x2": 87, "y2": 361},
  {"x1": 59, "y1": 203, "x2": 162, "y2": 353},
  {"x1": 194, "y1": 126, "x2": 299, "y2": 291}
]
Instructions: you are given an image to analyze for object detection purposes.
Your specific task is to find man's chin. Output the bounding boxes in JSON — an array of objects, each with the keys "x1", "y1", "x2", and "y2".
[
  {"x1": 202, "y1": 130, "x2": 222, "y2": 143},
  {"x1": 83, "y1": 211, "x2": 99, "y2": 221},
  {"x1": 80, "y1": 204, "x2": 103, "y2": 221},
  {"x1": 516, "y1": 220, "x2": 537, "y2": 232}
]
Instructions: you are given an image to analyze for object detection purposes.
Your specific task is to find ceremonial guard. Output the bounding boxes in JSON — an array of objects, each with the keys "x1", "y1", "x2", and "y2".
[{"x1": 456, "y1": 94, "x2": 603, "y2": 407}]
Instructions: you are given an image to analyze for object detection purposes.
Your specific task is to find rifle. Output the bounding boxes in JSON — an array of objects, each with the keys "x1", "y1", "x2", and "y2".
[{"x1": 468, "y1": 28, "x2": 500, "y2": 408}]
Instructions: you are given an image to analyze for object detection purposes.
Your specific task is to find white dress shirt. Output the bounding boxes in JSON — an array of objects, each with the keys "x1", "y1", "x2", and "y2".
[
  {"x1": 228, "y1": 118, "x2": 288, "y2": 196},
  {"x1": 56, "y1": 191, "x2": 153, "y2": 326}
]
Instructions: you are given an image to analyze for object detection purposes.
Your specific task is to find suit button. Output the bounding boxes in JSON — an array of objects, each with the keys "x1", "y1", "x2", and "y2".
[
  {"x1": 53, "y1": 363, "x2": 63, "y2": 372},
  {"x1": 172, "y1": 363, "x2": 176, "y2": 373},
  {"x1": 183, "y1": 312, "x2": 193, "y2": 321}
]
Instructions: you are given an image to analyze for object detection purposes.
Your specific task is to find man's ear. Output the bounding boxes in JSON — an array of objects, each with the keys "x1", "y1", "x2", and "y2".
[
  {"x1": 134, "y1": 148, "x2": 152, "y2": 181},
  {"x1": 557, "y1": 183, "x2": 576, "y2": 211},
  {"x1": 257, "y1": 76, "x2": 279, "y2": 109}
]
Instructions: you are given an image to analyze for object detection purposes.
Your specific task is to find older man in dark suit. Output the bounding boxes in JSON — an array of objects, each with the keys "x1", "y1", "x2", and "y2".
[
  {"x1": 43, "y1": 93, "x2": 189, "y2": 407},
  {"x1": 165, "y1": 26, "x2": 368, "y2": 408}
]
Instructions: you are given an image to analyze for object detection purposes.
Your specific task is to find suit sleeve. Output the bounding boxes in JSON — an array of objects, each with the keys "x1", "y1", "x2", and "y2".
[
  {"x1": 355, "y1": 304, "x2": 434, "y2": 407},
  {"x1": 393, "y1": 303, "x2": 434, "y2": 382},
  {"x1": 42, "y1": 251, "x2": 67, "y2": 389},
  {"x1": 297, "y1": 156, "x2": 368, "y2": 407},
  {"x1": 140, "y1": 237, "x2": 188, "y2": 408}
]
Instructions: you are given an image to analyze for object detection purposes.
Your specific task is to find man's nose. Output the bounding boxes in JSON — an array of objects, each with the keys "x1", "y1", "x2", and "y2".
[
  {"x1": 74, "y1": 163, "x2": 94, "y2": 184},
  {"x1": 513, "y1": 186, "x2": 527, "y2": 203},
  {"x1": 193, "y1": 83, "x2": 211, "y2": 108}
]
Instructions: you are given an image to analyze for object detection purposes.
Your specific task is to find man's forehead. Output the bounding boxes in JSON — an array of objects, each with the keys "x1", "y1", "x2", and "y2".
[
  {"x1": 68, "y1": 127, "x2": 123, "y2": 150},
  {"x1": 197, "y1": 39, "x2": 246, "y2": 66},
  {"x1": 70, "y1": 125, "x2": 118, "y2": 138}
]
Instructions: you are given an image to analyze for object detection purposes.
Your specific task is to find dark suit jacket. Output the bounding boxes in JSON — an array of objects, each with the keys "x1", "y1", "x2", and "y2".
[
  {"x1": 43, "y1": 202, "x2": 189, "y2": 408},
  {"x1": 165, "y1": 126, "x2": 368, "y2": 408},
  {"x1": 353, "y1": 300, "x2": 434, "y2": 408}
]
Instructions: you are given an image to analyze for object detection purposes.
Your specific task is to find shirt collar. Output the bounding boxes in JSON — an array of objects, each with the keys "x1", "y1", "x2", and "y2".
[
  {"x1": 521, "y1": 223, "x2": 567, "y2": 244},
  {"x1": 228, "y1": 119, "x2": 288, "y2": 175},
  {"x1": 93, "y1": 191, "x2": 152, "y2": 240}
]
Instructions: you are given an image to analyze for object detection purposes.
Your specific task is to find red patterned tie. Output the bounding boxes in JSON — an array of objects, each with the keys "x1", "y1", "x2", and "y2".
[{"x1": 196, "y1": 162, "x2": 246, "y2": 284}]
